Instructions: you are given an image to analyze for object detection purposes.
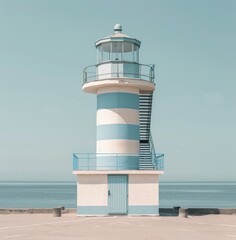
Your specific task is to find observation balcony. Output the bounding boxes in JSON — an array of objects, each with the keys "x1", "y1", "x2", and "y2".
[
  {"x1": 72, "y1": 153, "x2": 164, "y2": 171},
  {"x1": 83, "y1": 61, "x2": 155, "y2": 84}
]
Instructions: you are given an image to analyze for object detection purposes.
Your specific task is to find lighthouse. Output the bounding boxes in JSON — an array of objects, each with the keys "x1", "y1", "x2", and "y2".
[{"x1": 73, "y1": 24, "x2": 164, "y2": 215}]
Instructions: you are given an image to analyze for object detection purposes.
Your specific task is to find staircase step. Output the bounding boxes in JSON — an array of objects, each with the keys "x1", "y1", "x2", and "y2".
[{"x1": 139, "y1": 93, "x2": 154, "y2": 169}]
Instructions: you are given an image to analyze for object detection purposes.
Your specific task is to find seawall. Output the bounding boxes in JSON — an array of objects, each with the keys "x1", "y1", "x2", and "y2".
[
  {"x1": 0, "y1": 208, "x2": 235, "y2": 215},
  {"x1": 0, "y1": 208, "x2": 76, "y2": 214},
  {"x1": 160, "y1": 207, "x2": 236, "y2": 216}
]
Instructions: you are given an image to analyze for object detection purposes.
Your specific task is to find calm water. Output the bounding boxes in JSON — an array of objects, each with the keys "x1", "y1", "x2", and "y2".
[
  {"x1": 0, "y1": 181, "x2": 235, "y2": 208},
  {"x1": 159, "y1": 182, "x2": 236, "y2": 208}
]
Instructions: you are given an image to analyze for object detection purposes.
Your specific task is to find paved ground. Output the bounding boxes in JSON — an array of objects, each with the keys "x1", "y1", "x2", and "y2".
[{"x1": 0, "y1": 214, "x2": 235, "y2": 240}]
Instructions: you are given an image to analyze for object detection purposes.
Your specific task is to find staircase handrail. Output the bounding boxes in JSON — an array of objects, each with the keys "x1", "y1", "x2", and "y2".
[
  {"x1": 154, "y1": 153, "x2": 164, "y2": 170},
  {"x1": 149, "y1": 134, "x2": 165, "y2": 170},
  {"x1": 150, "y1": 133, "x2": 157, "y2": 168},
  {"x1": 150, "y1": 133, "x2": 156, "y2": 156}
]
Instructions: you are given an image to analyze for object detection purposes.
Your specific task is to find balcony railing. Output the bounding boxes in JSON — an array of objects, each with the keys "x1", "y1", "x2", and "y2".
[
  {"x1": 73, "y1": 153, "x2": 164, "y2": 171},
  {"x1": 83, "y1": 61, "x2": 155, "y2": 84},
  {"x1": 153, "y1": 153, "x2": 164, "y2": 170},
  {"x1": 149, "y1": 134, "x2": 164, "y2": 170}
]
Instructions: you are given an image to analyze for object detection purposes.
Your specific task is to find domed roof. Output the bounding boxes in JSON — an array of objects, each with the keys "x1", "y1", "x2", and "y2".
[
  {"x1": 95, "y1": 24, "x2": 141, "y2": 47},
  {"x1": 114, "y1": 23, "x2": 122, "y2": 33}
]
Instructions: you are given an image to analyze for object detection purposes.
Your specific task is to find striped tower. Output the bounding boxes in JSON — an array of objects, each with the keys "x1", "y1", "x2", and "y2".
[
  {"x1": 82, "y1": 24, "x2": 155, "y2": 170},
  {"x1": 96, "y1": 86, "x2": 140, "y2": 170}
]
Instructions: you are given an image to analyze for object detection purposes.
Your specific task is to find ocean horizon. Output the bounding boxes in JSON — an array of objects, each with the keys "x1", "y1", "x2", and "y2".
[{"x1": 0, "y1": 181, "x2": 235, "y2": 209}]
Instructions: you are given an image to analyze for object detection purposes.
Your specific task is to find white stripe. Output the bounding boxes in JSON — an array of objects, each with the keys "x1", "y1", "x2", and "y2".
[
  {"x1": 97, "y1": 86, "x2": 139, "y2": 94},
  {"x1": 97, "y1": 108, "x2": 139, "y2": 125},
  {"x1": 97, "y1": 139, "x2": 139, "y2": 154}
]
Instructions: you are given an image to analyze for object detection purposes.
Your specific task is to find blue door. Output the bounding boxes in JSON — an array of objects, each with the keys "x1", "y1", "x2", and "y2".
[{"x1": 108, "y1": 175, "x2": 128, "y2": 214}]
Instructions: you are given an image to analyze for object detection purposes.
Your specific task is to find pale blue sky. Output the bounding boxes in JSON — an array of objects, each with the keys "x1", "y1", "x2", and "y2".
[{"x1": 0, "y1": 0, "x2": 235, "y2": 181}]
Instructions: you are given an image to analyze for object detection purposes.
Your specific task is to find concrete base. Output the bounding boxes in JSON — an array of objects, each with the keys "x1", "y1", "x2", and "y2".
[{"x1": 75, "y1": 171, "x2": 161, "y2": 216}]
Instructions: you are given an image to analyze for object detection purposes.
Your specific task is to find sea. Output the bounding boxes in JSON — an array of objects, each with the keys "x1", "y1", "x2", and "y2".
[{"x1": 0, "y1": 181, "x2": 235, "y2": 209}]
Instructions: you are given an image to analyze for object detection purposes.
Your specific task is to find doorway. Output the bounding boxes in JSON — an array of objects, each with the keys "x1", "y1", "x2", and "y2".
[{"x1": 108, "y1": 175, "x2": 128, "y2": 214}]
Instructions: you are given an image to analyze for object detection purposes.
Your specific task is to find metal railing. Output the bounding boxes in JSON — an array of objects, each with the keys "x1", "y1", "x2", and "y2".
[
  {"x1": 150, "y1": 134, "x2": 157, "y2": 168},
  {"x1": 150, "y1": 134, "x2": 165, "y2": 170},
  {"x1": 73, "y1": 152, "x2": 164, "y2": 171},
  {"x1": 153, "y1": 153, "x2": 165, "y2": 170},
  {"x1": 83, "y1": 61, "x2": 155, "y2": 84}
]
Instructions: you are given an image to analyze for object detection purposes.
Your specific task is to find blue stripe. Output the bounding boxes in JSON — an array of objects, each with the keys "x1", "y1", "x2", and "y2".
[
  {"x1": 129, "y1": 205, "x2": 159, "y2": 215},
  {"x1": 77, "y1": 206, "x2": 108, "y2": 215},
  {"x1": 96, "y1": 155, "x2": 139, "y2": 170},
  {"x1": 97, "y1": 92, "x2": 139, "y2": 110},
  {"x1": 97, "y1": 124, "x2": 139, "y2": 140},
  {"x1": 77, "y1": 205, "x2": 159, "y2": 215}
]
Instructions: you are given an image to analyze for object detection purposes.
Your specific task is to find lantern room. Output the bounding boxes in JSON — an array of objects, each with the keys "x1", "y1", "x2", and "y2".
[{"x1": 95, "y1": 24, "x2": 141, "y2": 79}]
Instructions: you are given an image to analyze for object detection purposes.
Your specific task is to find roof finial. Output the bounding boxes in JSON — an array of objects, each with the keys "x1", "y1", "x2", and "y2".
[{"x1": 114, "y1": 23, "x2": 122, "y2": 33}]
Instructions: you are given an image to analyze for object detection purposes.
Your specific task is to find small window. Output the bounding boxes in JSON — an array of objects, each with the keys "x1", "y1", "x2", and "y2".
[{"x1": 97, "y1": 43, "x2": 111, "y2": 63}]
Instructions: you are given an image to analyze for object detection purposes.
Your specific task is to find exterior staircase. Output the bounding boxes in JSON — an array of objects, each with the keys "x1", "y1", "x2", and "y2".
[{"x1": 139, "y1": 92, "x2": 154, "y2": 169}]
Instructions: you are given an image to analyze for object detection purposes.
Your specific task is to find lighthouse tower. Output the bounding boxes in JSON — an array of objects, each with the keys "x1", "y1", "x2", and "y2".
[{"x1": 73, "y1": 24, "x2": 164, "y2": 216}]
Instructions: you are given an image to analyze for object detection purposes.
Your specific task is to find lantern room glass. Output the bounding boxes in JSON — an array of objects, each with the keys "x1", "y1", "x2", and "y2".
[{"x1": 97, "y1": 42, "x2": 139, "y2": 64}]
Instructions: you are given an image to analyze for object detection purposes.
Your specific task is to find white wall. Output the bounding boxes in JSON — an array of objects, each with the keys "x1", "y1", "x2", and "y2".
[
  {"x1": 128, "y1": 174, "x2": 159, "y2": 205},
  {"x1": 76, "y1": 173, "x2": 160, "y2": 207},
  {"x1": 77, "y1": 174, "x2": 107, "y2": 206}
]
